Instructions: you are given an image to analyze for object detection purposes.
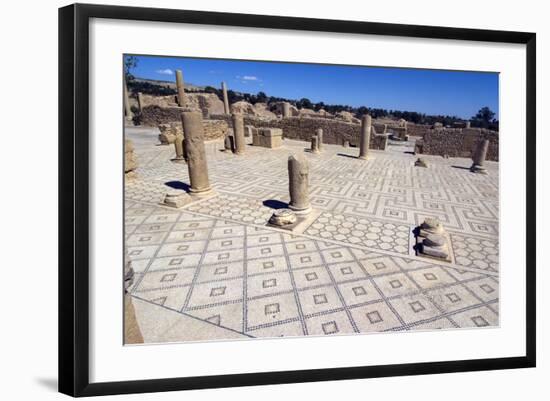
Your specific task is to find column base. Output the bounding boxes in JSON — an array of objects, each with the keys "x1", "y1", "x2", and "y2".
[
  {"x1": 288, "y1": 204, "x2": 312, "y2": 215},
  {"x1": 189, "y1": 187, "x2": 215, "y2": 197},
  {"x1": 470, "y1": 164, "x2": 487, "y2": 174}
]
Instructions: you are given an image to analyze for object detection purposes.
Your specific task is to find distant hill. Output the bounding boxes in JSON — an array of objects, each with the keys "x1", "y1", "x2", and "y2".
[
  {"x1": 128, "y1": 77, "x2": 497, "y2": 130},
  {"x1": 133, "y1": 77, "x2": 205, "y2": 91}
]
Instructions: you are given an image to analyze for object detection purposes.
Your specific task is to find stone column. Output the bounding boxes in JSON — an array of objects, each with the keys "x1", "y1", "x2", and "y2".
[
  {"x1": 182, "y1": 111, "x2": 212, "y2": 194},
  {"x1": 178, "y1": 113, "x2": 188, "y2": 160},
  {"x1": 288, "y1": 155, "x2": 311, "y2": 214},
  {"x1": 124, "y1": 79, "x2": 133, "y2": 121},
  {"x1": 232, "y1": 114, "x2": 246, "y2": 154},
  {"x1": 316, "y1": 128, "x2": 323, "y2": 151},
  {"x1": 311, "y1": 136, "x2": 320, "y2": 154},
  {"x1": 172, "y1": 134, "x2": 185, "y2": 163},
  {"x1": 470, "y1": 139, "x2": 489, "y2": 174},
  {"x1": 222, "y1": 82, "x2": 230, "y2": 114},
  {"x1": 358, "y1": 114, "x2": 372, "y2": 159},
  {"x1": 176, "y1": 70, "x2": 186, "y2": 107},
  {"x1": 282, "y1": 102, "x2": 291, "y2": 118},
  {"x1": 466, "y1": 121, "x2": 471, "y2": 129},
  {"x1": 137, "y1": 92, "x2": 144, "y2": 112}
]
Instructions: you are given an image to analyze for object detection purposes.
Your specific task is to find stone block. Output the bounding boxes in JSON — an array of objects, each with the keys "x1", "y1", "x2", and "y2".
[
  {"x1": 163, "y1": 190, "x2": 193, "y2": 208},
  {"x1": 258, "y1": 128, "x2": 283, "y2": 148}
]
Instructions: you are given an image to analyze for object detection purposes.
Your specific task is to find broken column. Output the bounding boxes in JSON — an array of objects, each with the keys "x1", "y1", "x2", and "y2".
[
  {"x1": 316, "y1": 128, "x2": 323, "y2": 151},
  {"x1": 125, "y1": 139, "x2": 137, "y2": 179},
  {"x1": 470, "y1": 139, "x2": 489, "y2": 174},
  {"x1": 415, "y1": 218, "x2": 450, "y2": 261},
  {"x1": 282, "y1": 102, "x2": 291, "y2": 118},
  {"x1": 124, "y1": 251, "x2": 143, "y2": 344},
  {"x1": 137, "y1": 92, "x2": 144, "y2": 112},
  {"x1": 288, "y1": 155, "x2": 311, "y2": 214},
  {"x1": 182, "y1": 110, "x2": 212, "y2": 195},
  {"x1": 311, "y1": 135, "x2": 320, "y2": 154},
  {"x1": 175, "y1": 69, "x2": 186, "y2": 107},
  {"x1": 358, "y1": 114, "x2": 372, "y2": 159},
  {"x1": 268, "y1": 208, "x2": 297, "y2": 227},
  {"x1": 232, "y1": 113, "x2": 246, "y2": 154},
  {"x1": 124, "y1": 79, "x2": 133, "y2": 121},
  {"x1": 222, "y1": 82, "x2": 230, "y2": 114},
  {"x1": 172, "y1": 134, "x2": 186, "y2": 163}
]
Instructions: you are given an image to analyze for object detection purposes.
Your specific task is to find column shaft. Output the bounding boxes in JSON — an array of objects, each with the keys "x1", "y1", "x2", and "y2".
[
  {"x1": 182, "y1": 111, "x2": 211, "y2": 193},
  {"x1": 358, "y1": 114, "x2": 372, "y2": 159},
  {"x1": 222, "y1": 82, "x2": 230, "y2": 114},
  {"x1": 232, "y1": 114, "x2": 245, "y2": 154},
  {"x1": 288, "y1": 155, "x2": 311, "y2": 214},
  {"x1": 176, "y1": 70, "x2": 186, "y2": 107}
]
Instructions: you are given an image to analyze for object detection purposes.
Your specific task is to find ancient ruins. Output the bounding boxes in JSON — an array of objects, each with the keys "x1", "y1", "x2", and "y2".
[{"x1": 123, "y1": 72, "x2": 499, "y2": 344}]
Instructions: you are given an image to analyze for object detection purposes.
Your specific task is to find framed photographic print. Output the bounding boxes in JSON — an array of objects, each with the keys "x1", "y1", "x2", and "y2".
[{"x1": 58, "y1": 3, "x2": 536, "y2": 397}]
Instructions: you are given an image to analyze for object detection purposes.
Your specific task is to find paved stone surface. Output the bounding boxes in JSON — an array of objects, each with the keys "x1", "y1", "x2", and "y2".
[{"x1": 125, "y1": 126, "x2": 499, "y2": 343}]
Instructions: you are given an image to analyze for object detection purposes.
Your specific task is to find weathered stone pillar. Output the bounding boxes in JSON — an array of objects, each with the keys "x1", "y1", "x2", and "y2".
[
  {"x1": 124, "y1": 251, "x2": 143, "y2": 344},
  {"x1": 222, "y1": 82, "x2": 230, "y2": 114},
  {"x1": 137, "y1": 92, "x2": 144, "y2": 112},
  {"x1": 358, "y1": 114, "x2": 372, "y2": 159},
  {"x1": 316, "y1": 128, "x2": 323, "y2": 151},
  {"x1": 175, "y1": 70, "x2": 186, "y2": 107},
  {"x1": 288, "y1": 155, "x2": 311, "y2": 214},
  {"x1": 182, "y1": 111, "x2": 212, "y2": 194},
  {"x1": 311, "y1": 136, "x2": 320, "y2": 154},
  {"x1": 172, "y1": 134, "x2": 185, "y2": 163},
  {"x1": 470, "y1": 139, "x2": 489, "y2": 174},
  {"x1": 124, "y1": 79, "x2": 133, "y2": 121},
  {"x1": 178, "y1": 114, "x2": 188, "y2": 160},
  {"x1": 282, "y1": 102, "x2": 291, "y2": 118},
  {"x1": 466, "y1": 120, "x2": 471, "y2": 129},
  {"x1": 232, "y1": 114, "x2": 246, "y2": 154}
]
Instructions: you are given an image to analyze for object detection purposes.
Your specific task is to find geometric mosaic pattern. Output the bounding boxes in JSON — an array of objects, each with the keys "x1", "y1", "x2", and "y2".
[
  {"x1": 125, "y1": 127, "x2": 499, "y2": 343},
  {"x1": 304, "y1": 212, "x2": 411, "y2": 254}
]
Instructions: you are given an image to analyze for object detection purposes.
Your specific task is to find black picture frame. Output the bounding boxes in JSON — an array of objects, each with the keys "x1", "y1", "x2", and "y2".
[{"x1": 58, "y1": 3, "x2": 536, "y2": 397}]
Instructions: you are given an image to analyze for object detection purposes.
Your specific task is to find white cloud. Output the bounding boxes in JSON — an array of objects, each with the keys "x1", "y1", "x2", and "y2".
[
  {"x1": 236, "y1": 75, "x2": 260, "y2": 81},
  {"x1": 155, "y1": 69, "x2": 174, "y2": 75}
]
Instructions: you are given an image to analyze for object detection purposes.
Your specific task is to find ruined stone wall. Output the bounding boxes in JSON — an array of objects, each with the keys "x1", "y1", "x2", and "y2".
[
  {"x1": 419, "y1": 129, "x2": 499, "y2": 161},
  {"x1": 407, "y1": 124, "x2": 433, "y2": 138},
  {"x1": 156, "y1": 117, "x2": 228, "y2": 143},
  {"x1": 139, "y1": 105, "x2": 184, "y2": 126},
  {"x1": 137, "y1": 94, "x2": 224, "y2": 125},
  {"x1": 211, "y1": 115, "x2": 387, "y2": 150}
]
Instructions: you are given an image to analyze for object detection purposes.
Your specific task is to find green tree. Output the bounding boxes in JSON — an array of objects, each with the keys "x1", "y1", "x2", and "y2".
[
  {"x1": 297, "y1": 98, "x2": 313, "y2": 109},
  {"x1": 256, "y1": 91, "x2": 268, "y2": 103},
  {"x1": 124, "y1": 55, "x2": 138, "y2": 81},
  {"x1": 472, "y1": 106, "x2": 496, "y2": 128}
]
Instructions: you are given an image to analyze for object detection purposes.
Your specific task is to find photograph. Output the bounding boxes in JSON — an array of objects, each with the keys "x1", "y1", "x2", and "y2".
[{"x1": 123, "y1": 54, "x2": 500, "y2": 345}]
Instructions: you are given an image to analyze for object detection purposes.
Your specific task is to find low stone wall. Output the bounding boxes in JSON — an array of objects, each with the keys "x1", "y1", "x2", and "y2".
[
  {"x1": 156, "y1": 118, "x2": 228, "y2": 143},
  {"x1": 419, "y1": 129, "x2": 499, "y2": 161},
  {"x1": 407, "y1": 124, "x2": 433, "y2": 138},
  {"x1": 139, "y1": 105, "x2": 184, "y2": 127},
  {"x1": 211, "y1": 115, "x2": 387, "y2": 150}
]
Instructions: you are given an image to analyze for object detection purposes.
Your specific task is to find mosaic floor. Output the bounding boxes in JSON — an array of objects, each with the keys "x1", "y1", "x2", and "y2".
[{"x1": 125, "y1": 126, "x2": 499, "y2": 343}]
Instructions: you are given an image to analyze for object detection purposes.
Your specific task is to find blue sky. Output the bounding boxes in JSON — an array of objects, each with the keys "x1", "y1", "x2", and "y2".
[{"x1": 127, "y1": 55, "x2": 499, "y2": 119}]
